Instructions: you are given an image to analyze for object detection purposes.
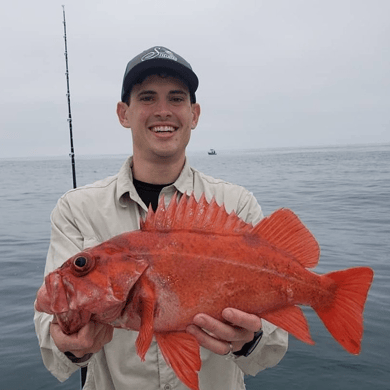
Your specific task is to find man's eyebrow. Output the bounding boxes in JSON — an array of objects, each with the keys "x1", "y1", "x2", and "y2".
[
  {"x1": 168, "y1": 90, "x2": 188, "y2": 95},
  {"x1": 137, "y1": 90, "x2": 157, "y2": 97},
  {"x1": 136, "y1": 89, "x2": 188, "y2": 96}
]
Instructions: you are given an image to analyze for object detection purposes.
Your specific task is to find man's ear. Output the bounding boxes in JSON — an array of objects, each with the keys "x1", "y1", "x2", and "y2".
[
  {"x1": 117, "y1": 102, "x2": 131, "y2": 128},
  {"x1": 191, "y1": 103, "x2": 201, "y2": 130}
]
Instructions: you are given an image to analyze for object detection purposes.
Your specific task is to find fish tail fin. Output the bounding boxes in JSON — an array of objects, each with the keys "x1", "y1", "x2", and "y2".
[{"x1": 314, "y1": 267, "x2": 373, "y2": 354}]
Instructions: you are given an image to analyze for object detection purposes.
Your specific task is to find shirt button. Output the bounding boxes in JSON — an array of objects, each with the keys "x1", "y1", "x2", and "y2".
[{"x1": 163, "y1": 385, "x2": 171, "y2": 390}]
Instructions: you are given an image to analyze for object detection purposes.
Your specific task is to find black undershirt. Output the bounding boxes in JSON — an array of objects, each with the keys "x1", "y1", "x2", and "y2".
[{"x1": 133, "y1": 179, "x2": 173, "y2": 212}]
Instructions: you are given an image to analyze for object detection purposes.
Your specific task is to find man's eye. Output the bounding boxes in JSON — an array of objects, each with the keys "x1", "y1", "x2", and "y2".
[
  {"x1": 140, "y1": 96, "x2": 154, "y2": 102},
  {"x1": 170, "y1": 96, "x2": 185, "y2": 103}
]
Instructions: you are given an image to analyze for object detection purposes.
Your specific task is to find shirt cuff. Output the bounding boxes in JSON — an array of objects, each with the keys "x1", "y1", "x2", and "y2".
[
  {"x1": 233, "y1": 329, "x2": 263, "y2": 357},
  {"x1": 64, "y1": 351, "x2": 93, "y2": 366}
]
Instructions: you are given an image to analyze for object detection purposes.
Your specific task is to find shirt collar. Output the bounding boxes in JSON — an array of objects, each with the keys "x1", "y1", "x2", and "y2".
[
  {"x1": 116, "y1": 156, "x2": 194, "y2": 207},
  {"x1": 117, "y1": 156, "x2": 139, "y2": 207},
  {"x1": 171, "y1": 157, "x2": 194, "y2": 195}
]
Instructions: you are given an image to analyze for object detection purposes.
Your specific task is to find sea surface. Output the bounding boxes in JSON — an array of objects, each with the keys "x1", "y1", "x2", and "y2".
[{"x1": 1, "y1": 144, "x2": 389, "y2": 390}]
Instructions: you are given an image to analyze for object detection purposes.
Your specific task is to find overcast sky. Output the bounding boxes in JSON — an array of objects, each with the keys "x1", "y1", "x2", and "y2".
[{"x1": 1, "y1": 0, "x2": 389, "y2": 158}]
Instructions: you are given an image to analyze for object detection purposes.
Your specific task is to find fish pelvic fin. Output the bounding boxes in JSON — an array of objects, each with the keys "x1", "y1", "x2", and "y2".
[
  {"x1": 155, "y1": 332, "x2": 201, "y2": 390},
  {"x1": 140, "y1": 192, "x2": 252, "y2": 235},
  {"x1": 136, "y1": 277, "x2": 156, "y2": 361},
  {"x1": 251, "y1": 208, "x2": 320, "y2": 268},
  {"x1": 315, "y1": 267, "x2": 374, "y2": 354},
  {"x1": 262, "y1": 305, "x2": 314, "y2": 345}
]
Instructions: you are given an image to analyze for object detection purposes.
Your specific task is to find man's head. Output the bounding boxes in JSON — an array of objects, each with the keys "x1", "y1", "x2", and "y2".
[
  {"x1": 121, "y1": 46, "x2": 199, "y2": 105},
  {"x1": 117, "y1": 47, "x2": 201, "y2": 176}
]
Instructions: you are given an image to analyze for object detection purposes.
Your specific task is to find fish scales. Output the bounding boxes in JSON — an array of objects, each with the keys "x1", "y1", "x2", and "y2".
[
  {"x1": 35, "y1": 192, "x2": 374, "y2": 390},
  {"x1": 137, "y1": 231, "x2": 310, "y2": 326}
]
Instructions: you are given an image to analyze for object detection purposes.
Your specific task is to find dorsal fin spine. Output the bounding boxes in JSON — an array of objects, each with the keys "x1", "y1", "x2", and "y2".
[
  {"x1": 202, "y1": 198, "x2": 220, "y2": 230},
  {"x1": 155, "y1": 195, "x2": 167, "y2": 229},
  {"x1": 140, "y1": 192, "x2": 253, "y2": 236},
  {"x1": 164, "y1": 192, "x2": 178, "y2": 230},
  {"x1": 193, "y1": 193, "x2": 207, "y2": 228},
  {"x1": 175, "y1": 193, "x2": 186, "y2": 230},
  {"x1": 186, "y1": 194, "x2": 197, "y2": 227},
  {"x1": 224, "y1": 212, "x2": 238, "y2": 233},
  {"x1": 214, "y1": 204, "x2": 228, "y2": 231}
]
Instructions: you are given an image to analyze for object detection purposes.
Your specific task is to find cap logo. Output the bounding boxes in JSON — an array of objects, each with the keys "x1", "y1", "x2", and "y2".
[{"x1": 141, "y1": 47, "x2": 178, "y2": 62}]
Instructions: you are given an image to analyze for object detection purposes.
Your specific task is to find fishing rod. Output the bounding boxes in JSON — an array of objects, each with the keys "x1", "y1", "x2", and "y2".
[
  {"x1": 62, "y1": 5, "x2": 77, "y2": 189},
  {"x1": 62, "y1": 9, "x2": 86, "y2": 388}
]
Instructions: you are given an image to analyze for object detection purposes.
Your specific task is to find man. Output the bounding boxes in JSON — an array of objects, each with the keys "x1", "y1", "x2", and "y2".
[{"x1": 34, "y1": 46, "x2": 288, "y2": 390}]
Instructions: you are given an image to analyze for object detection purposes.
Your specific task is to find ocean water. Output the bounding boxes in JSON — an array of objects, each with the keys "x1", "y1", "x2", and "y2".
[{"x1": 1, "y1": 144, "x2": 389, "y2": 390}]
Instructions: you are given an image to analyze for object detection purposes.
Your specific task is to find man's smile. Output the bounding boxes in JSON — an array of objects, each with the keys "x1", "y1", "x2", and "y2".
[{"x1": 149, "y1": 125, "x2": 178, "y2": 133}]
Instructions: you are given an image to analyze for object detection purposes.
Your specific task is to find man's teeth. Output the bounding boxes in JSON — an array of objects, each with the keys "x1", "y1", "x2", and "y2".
[{"x1": 151, "y1": 126, "x2": 175, "y2": 133}]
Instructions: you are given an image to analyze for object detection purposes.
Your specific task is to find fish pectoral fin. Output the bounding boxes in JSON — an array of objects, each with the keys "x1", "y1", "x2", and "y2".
[
  {"x1": 136, "y1": 277, "x2": 156, "y2": 361},
  {"x1": 262, "y1": 305, "x2": 315, "y2": 345},
  {"x1": 155, "y1": 332, "x2": 201, "y2": 390}
]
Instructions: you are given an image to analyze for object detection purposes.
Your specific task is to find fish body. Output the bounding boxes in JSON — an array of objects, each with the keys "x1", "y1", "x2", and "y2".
[{"x1": 36, "y1": 193, "x2": 374, "y2": 390}]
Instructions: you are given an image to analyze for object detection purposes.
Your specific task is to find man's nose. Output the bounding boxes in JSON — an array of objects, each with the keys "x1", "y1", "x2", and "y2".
[{"x1": 154, "y1": 99, "x2": 172, "y2": 118}]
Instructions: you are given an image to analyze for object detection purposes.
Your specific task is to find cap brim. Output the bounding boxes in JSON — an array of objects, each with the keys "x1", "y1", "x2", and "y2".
[{"x1": 121, "y1": 59, "x2": 198, "y2": 102}]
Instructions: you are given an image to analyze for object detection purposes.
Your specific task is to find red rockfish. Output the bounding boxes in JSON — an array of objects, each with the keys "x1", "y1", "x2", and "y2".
[{"x1": 35, "y1": 193, "x2": 374, "y2": 390}]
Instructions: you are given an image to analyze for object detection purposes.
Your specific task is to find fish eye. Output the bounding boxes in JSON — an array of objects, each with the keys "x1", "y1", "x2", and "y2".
[
  {"x1": 74, "y1": 257, "x2": 87, "y2": 268},
  {"x1": 71, "y1": 253, "x2": 95, "y2": 276}
]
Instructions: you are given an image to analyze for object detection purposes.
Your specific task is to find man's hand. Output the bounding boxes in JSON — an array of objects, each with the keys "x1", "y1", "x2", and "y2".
[
  {"x1": 50, "y1": 317, "x2": 114, "y2": 358},
  {"x1": 186, "y1": 308, "x2": 262, "y2": 355}
]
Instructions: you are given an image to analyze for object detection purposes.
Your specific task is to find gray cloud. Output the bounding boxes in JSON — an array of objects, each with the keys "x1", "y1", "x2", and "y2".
[{"x1": 1, "y1": 0, "x2": 389, "y2": 157}]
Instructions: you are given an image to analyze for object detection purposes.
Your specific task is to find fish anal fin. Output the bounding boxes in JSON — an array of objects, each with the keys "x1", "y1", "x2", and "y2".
[
  {"x1": 135, "y1": 277, "x2": 156, "y2": 361},
  {"x1": 155, "y1": 332, "x2": 201, "y2": 390},
  {"x1": 262, "y1": 305, "x2": 314, "y2": 345},
  {"x1": 252, "y1": 209, "x2": 320, "y2": 268}
]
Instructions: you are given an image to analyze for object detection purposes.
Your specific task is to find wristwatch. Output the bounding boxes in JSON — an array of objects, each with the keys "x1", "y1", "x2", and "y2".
[{"x1": 233, "y1": 328, "x2": 263, "y2": 357}]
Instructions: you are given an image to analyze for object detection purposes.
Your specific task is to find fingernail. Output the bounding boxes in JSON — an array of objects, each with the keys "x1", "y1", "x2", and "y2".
[
  {"x1": 223, "y1": 309, "x2": 233, "y2": 320},
  {"x1": 194, "y1": 315, "x2": 205, "y2": 327}
]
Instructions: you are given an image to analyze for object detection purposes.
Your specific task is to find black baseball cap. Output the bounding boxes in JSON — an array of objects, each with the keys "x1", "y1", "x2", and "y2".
[{"x1": 121, "y1": 46, "x2": 199, "y2": 103}]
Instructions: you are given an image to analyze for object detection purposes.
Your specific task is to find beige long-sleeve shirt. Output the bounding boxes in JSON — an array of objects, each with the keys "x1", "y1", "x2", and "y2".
[{"x1": 34, "y1": 156, "x2": 288, "y2": 390}]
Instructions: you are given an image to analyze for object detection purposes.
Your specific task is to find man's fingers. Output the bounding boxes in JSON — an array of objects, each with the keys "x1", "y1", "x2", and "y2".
[
  {"x1": 95, "y1": 323, "x2": 114, "y2": 347},
  {"x1": 187, "y1": 324, "x2": 230, "y2": 355},
  {"x1": 50, "y1": 321, "x2": 114, "y2": 357},
  {"x1": 187, "y1": 310, "x2": 263, "y2": 355},
  {"x1": 192, "y1": 313, "x2": 256, "y2": 342},
  {"x1": 222, "y1": 308, "x2": 262, "y2": 333},
  {"x1": 78, "y1": 322, "x2": 114, "y2": 354},
  {"x1": 192, "y1": 314, "x2": 241, "y2": 341}
]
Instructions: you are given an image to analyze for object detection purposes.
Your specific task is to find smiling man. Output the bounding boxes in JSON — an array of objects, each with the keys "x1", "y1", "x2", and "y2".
[
  {"x1": 34, "y1": 46, "x2": 288, "y2": 390},
  {"x1": 117, "y1": 73, "x2": 201, "y2": 184}
]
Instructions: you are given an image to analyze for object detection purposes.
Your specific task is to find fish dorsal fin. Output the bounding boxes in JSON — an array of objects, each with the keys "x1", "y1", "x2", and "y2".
[
  {"x1": 251, "y1": 208, "x2": 320, "y2": 268},
  {"x1": 140, "y1": 192, "x2": 252, "y2": 235}
]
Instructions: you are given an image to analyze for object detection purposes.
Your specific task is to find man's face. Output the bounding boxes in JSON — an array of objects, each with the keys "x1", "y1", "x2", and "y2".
[{"x1": 117, "y1": 74, "x2": 200, "y2": 163}]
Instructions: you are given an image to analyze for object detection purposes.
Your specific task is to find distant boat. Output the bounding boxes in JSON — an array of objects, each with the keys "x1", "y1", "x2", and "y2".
[{"x1": 208, "y1": 149, "x2": 217, "y2": 155}]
